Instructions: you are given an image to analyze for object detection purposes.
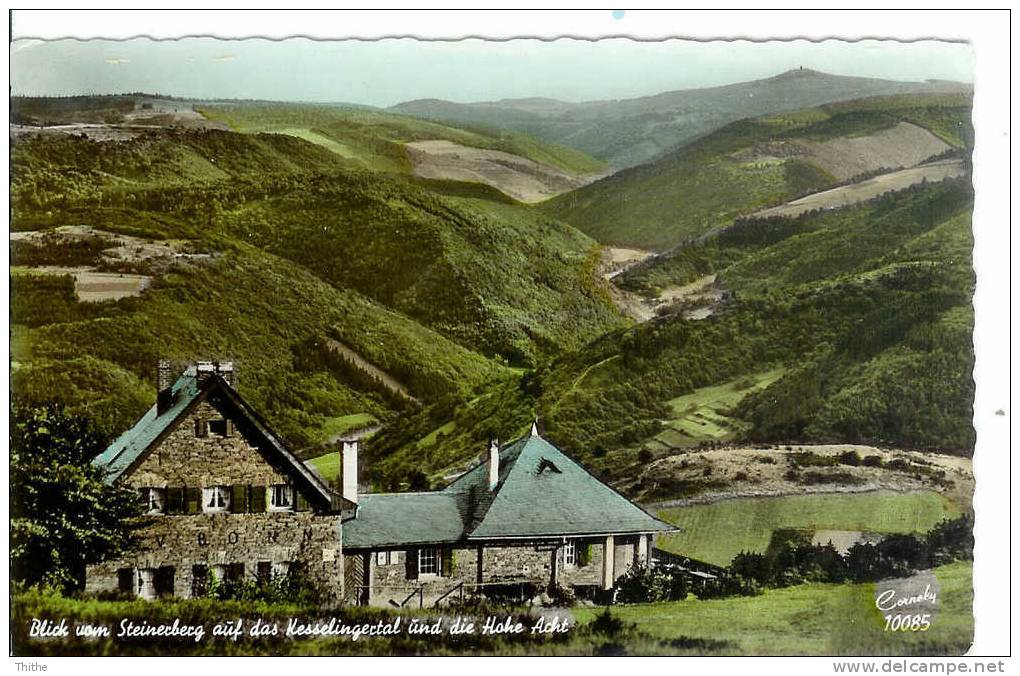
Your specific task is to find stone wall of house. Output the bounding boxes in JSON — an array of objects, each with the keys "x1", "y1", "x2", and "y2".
[
  {"x1": 359, "y1": 536, "x2": 645, "y2": 607},
  {"x1": 86, "y1": 398, "x2": 344, "y2": 603},
  {"x1": 85, "y1": 512, "x2": 343, "y2": 602},
  {"x1": 129, "y1": 400, "x2": 291, "y2": 487}
]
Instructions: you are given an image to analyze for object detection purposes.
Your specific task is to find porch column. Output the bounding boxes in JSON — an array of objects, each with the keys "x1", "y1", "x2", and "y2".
[
  {"x1": 636, "y1": 534, "x2": 650, "y2": 569},
  {"x1": 601, "y1": 535, "x2": 615, "y2": 589},
  {"x1": 549, "y1": 547, "x2": 559, "y2": 590}
]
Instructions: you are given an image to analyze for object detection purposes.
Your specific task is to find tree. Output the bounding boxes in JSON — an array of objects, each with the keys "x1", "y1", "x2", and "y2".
[{"x1": 11, "y1": 403, "x2": 144, "y2": 592}]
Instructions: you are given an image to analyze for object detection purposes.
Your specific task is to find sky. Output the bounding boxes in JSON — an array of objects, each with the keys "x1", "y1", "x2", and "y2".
[{"x1": 10, "y1": 37, "x2": 974, "y2": 107}]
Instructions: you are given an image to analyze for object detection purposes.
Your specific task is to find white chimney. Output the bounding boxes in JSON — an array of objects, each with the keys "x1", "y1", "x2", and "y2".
[
  {"x1": 342, "y1": 440, "x2": 358, "y2": 504},
  {"x1": 487, "y1": 438, "x2": 500, "y2": 490}
]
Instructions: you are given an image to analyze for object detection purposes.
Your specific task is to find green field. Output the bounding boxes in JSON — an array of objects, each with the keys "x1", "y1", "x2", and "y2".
[
  {"x1": 199, "y1": 104, "x2": 607, "y2": 176},
  {"x1": 654, "y1": 368, "x2": 787, "y2": 445},
  {"x1": 658, "y1": 491, "x2": 960, "y2": 566},
  {"x1": 307, "y1": 451, "x2": 340, "y2": 484},
  {"x1": 575, "y1": 561, "x2": 973, "y2": 655},
  {"x1": 317, "y1": 413, "x2": 378, "y2": 442}
]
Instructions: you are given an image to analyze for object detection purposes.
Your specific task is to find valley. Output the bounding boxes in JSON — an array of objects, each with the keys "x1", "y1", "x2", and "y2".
[{"x1": 10, "y1": 77, "x2": 976, "y2": 571}]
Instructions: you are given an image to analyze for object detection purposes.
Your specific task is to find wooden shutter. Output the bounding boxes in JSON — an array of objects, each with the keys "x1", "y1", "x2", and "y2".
[
  {"x1": 166, "y1": 487, "x2": 185, "y2": 514},
  {"x1": 294, "y1": 491, "x2": 310, "y2": 512},
  {"x1": 440, "y1": 549, "x2": 454, "y2": 577},
  {"x1": 195, "y1": 419, "x2": 208, "y2": 438},
  {"x1": 185, "y1": 487, "x2": 202, "y2": 514},
  {"x1": 230, "y1": 485, "x2": 247, "y2": 513},
  {"x1": 405, "y1": 549, "x2": 418, "y2": 580},
  {"x1": 225, "y1": 419, "x2": 235, "y2": 437},
  {"x1": 249, "y1": 485, "x2": 267, "y2": 513}
]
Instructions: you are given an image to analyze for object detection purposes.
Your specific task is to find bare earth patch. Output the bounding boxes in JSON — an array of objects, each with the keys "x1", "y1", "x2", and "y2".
[
  {"x1": 10, "y1": 225, "x2": 212, "y2": 301},
  {"x1": 405, "y1": 139, "x2": 604, "y2": 203},
  {"x1": 752, "y1": 159, "x2": 968, "y2": 219},
  {"x1": 633, "y1": 444, "x2": 973, "y2": 511}
]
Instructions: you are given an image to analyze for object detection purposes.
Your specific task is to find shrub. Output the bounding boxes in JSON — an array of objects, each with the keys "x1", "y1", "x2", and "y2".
[
  {"x1": 838, "y1": 450, "x2": 862, "y2": 466},
  {"x1": 862, "y1": 455, "x2": 884, "y2": 467},
  {"x1": 637, "y1": 449, "x2": 654, "y2": 463},
  {"x1": 692, "y1": 574, "x2": 761, "y2": 600},
  {"x1": 615, "y1": 566, "x2": 688, "y2": 603}
]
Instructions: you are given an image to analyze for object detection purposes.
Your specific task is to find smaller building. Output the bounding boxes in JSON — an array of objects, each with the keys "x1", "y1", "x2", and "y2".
[{"x1": 341, "y1": 425, "x2": 677, "y2": 606}]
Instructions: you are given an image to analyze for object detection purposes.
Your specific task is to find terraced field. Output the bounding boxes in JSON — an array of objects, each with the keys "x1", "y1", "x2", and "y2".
[
  {"x1": 656, "y1": 490, "x2": 960, "y2": 566},
  {"x1": 650, "y1": 369, "x2": 787, "y2": 447}
]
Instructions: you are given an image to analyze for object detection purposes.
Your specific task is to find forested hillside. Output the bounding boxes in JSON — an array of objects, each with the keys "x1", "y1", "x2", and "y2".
[
  {"x1": 542, "y1": 93, "x2": 972, "y2": 249},
  {"x1": 9, "y1": 89, "x2": 976, "y2": 494},
  {"x1": 10, "y1": 123, "x2": 622, "y2": 475}
]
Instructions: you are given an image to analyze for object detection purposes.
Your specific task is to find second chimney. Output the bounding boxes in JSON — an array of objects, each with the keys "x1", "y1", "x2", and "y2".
[
  {"x1": 156, "y1": 359, "x2": 175, "y2": 415},
  {"x1": 342, "y1": 440, "x2": 359, "y2": 504},
  {"x1": 487, "y1": 438, "x2": 500, "y2": 490}
]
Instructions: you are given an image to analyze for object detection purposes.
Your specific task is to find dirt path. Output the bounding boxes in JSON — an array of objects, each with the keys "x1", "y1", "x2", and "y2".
[{"x1": 323, "y1": 338, "x2": 417, "y2": 402}]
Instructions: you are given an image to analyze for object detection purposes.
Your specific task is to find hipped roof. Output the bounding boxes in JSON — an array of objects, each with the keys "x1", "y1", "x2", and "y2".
[{"x1": 342, "y1": 431, "x2": 676, "y2": 549}]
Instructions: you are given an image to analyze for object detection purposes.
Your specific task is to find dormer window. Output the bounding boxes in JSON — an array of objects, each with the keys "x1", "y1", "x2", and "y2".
[
  {"x1": 269, "y1": 484, "x2": 294, "y2": 511},
  {"x1": 138, "y1": 487, "x2": 166, "y2": 515},
  {"x1": 202, "y1": 486, "x2": 231, "y2": 513}
]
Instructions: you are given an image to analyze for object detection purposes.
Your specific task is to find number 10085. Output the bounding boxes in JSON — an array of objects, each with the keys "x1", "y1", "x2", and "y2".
[{"x1": 883, "y1": 614, "x2": 932, "y2": 631}]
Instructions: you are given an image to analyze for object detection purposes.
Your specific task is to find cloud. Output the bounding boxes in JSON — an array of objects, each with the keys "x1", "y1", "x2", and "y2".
[
  {"x1": 105, "y1": 57, "x2": 129, "y2": 65},
  {"x1": 212, "y1": 54, "x2": 235, "y2": 63}
]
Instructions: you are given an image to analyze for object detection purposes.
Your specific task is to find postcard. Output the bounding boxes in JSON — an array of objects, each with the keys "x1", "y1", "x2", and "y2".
[{"x1": 7, "y1": 9, "x2": 1009, "y2": 663}]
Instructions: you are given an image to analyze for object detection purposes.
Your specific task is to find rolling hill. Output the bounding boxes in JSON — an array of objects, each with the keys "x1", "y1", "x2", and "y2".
[
  {"x1": 541, "y1": 93, "x2": 973, "y2": 250},
  {"x1": 11, "y1": 129, "x2": 624, "y2": 367},
  {"x1": 390, "y1": 69, "x2": 971, "y2": 169},
  {"x1": 197, "y1": 102, "x2": 607, "y2": 200}
]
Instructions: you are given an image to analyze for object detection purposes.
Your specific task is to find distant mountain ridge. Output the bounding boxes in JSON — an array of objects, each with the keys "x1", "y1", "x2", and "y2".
[{"x1": 390, "y1": 69, "x2": 972, "y2": 169}]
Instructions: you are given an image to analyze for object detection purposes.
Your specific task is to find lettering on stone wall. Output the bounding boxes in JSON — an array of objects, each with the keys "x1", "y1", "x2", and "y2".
[
  {"x1": 197, "y1": 533, "x2": 208, "y2": 547},
  {"x1": 303, "y1": 529, "x2": 314, "y2": 542},
  {"x1": 267, "y1": 531, "x2": 279, "y2": 544},
  {"x1": 227, "y1": 531, "x2": 240, "y2": 545}
]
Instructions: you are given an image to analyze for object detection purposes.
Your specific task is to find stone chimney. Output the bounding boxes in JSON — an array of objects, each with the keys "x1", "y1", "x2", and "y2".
[
  {"x1": 487, "y1": 438, "x2": 500, "y2": 490},
  {"x1": 195, "y1": 360, "x2": 236, "y2": 387},
  {"x1": 342, "y1": 440, "x2": 359, "y2": 504},
  {"x1": 156, "y1": 359, "x2": 175, "y2": 415}
]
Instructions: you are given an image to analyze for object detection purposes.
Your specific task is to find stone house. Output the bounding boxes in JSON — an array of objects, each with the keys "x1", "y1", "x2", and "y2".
[
  {"x1": 88, "y1": 362, "x2": 676, "y2": 606},
  {"x1": 87, "y1": 361, "x2": 352, "y2": 602},
  {"x1": 340, "y1": 426, "x2": 676, "y2": 607}
]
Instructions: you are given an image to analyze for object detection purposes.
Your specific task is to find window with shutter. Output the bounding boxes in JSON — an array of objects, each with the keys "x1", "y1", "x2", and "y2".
[{"x1": 202, "y1": 486, "x2": 231, "y2": 513}]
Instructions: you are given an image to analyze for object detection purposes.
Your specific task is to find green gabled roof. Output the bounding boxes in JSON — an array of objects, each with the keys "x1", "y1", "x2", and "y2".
[
  {"x1": 443, "y1": 432, "x2": 676, "y2": 540},
  {"x1": 92, "y1": 368, "x2": 346, "y2": 512},
  {"x1": 342, "y1": 493, "x2": 465, "y2": 549},
  {"x1": 93, "y1": 370, "x2": 200, "y2": 482}
]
